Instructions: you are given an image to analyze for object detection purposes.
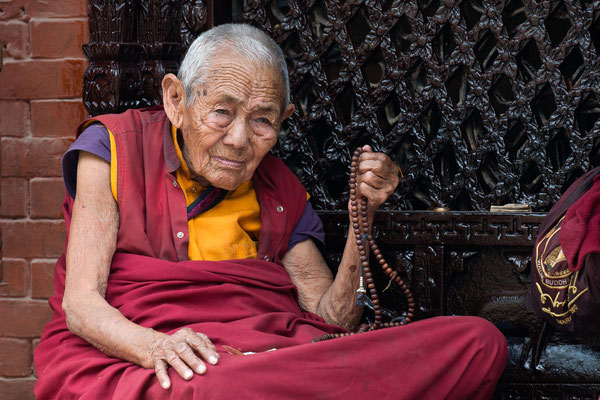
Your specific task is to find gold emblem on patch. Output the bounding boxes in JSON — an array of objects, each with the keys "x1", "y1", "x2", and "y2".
[{"x1": 544, "y1": 246, "x2": 566, "y2": 274}]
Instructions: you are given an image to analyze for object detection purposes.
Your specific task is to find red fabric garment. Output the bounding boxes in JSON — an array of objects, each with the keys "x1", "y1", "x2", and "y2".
[
  {"x1": 35, "y1": 253, "x2": 506, "y2": 399},
  {"x1": 72, "y1": 107, "x2": 306, "y2": 264},
  {"x1": 560, "y1": 174, "x2": 600, "y2": 271},
  {"x1": 35, "y1": 106, "x2": 507, "y2": 399}
]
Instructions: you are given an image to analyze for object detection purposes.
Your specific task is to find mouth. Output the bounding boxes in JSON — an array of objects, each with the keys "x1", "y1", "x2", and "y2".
[{"x1": 212, "y1": 156, "x2": 245, "y2": 169}]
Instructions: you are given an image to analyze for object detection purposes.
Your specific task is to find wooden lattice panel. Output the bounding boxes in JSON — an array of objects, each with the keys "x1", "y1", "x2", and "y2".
[
  {"x1": 237, "y1": 0, "x2": 600, "y2": 212},
  {"x1": 83, "y1": 0, "x2": 210, "y2": 116}
]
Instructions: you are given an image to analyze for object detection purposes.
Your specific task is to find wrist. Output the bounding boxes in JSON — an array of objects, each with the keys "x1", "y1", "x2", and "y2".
[{"x1": 140, "y1": 329, "x2": 164, "y2": 368}]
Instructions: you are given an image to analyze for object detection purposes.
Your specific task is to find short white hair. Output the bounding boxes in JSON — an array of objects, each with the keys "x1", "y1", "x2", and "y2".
[{"x1": 178, "y1": 23, "x2": 290, "y2": 108}]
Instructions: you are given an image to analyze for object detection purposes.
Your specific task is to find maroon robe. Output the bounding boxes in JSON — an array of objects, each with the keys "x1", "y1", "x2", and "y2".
[{"x1": 34, "y1": 107, "x2": 507, "y2": 399}]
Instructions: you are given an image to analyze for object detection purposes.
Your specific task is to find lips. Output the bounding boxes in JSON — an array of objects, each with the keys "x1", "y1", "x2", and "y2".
[{"x1": 212, "y1": 156, "x2": 244, "y2": 169}]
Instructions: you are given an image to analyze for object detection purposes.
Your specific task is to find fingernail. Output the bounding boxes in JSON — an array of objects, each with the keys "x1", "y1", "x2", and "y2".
[
  {"x1": 209, "y1": 356, "x2": 218, "y2": 365},
  {"x1": 184, "y1": 370, "x2": 193, "y2": 380},
  {"x1": 162, "y1": 381, "x2": 170, "y2": 390},
  {"x1": 197, "y1": 364, "x2": 206, "y2": 374}
]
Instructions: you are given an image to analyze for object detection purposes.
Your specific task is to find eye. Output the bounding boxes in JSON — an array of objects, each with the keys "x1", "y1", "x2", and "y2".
[
  {"x1": 215, "y1": 109, "x2": 230, "y2": 115},
  {"x1": 256, "y1": 117, "x2": 271, "y2": 125}
]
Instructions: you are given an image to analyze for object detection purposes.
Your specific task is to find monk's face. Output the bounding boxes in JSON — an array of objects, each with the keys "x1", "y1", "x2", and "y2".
[{"x1": 175, "y1": 55, "x2": 294, "y2": 191}]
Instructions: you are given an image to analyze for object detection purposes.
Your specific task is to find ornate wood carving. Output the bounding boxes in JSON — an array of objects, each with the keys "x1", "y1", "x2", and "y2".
[
  {"x1": 84, "y1": 0, "x2": 211, "y2": 116},
  {"x1": 237, "y1": 0, "x2": 600, "y2": 213},
  {"x1": 81, "y1": 0, "x2": 600, "y2": 397}
]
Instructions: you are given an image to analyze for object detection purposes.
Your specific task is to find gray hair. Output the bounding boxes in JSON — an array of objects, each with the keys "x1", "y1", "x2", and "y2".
[{"x1": 178, "y1": 23, "x2": 290, "y2": 108}]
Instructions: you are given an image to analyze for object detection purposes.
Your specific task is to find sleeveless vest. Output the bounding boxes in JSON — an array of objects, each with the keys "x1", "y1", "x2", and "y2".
[{"x1": 71, "y1": 106, "x2": 306, "y2": 265}]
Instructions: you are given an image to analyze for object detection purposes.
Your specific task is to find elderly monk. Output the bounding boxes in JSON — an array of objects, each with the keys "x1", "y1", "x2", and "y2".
[{"x1": 34, "y1": 24, "x2": 507, "y2": 399}]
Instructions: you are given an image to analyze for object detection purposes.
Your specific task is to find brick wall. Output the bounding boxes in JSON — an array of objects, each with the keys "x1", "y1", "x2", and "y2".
[{"x1": 0, "y1": 1, "x2": 89, "y2": 399}]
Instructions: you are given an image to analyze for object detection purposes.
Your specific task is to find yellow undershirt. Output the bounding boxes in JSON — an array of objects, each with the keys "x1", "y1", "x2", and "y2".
[
  {"x1": 105, "y1": 124, "x2": 262, "y2": 261},
  {"x1": 169, "y1": 127, "x2": 262, "y2": 261}
]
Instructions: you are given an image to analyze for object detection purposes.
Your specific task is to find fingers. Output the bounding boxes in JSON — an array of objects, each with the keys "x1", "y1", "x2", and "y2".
[
  {"x1": 353, "y1": 150, "x2": 400, "y2": 209},
  {"x1": 186, "y1": 332, "x2": 219, "y2": 366},
  {"x1": 357, "y1": 174, "x2": 395, "y2": 205},
  {"x1": 155, "y1": 359, "x2": 171, "y2": 390},
  {"x1": 165, "y1": 347, "x2": 195, "y2": 380},
  {"x1": 356, "y1": 153, "x2": 399, "y2": 179},
  {"x1": 357, "y1": 169, "x2": 395, "y2": 189},
  {"x1": 151, "y1": 329, "x2": 219, "y2": 390}
]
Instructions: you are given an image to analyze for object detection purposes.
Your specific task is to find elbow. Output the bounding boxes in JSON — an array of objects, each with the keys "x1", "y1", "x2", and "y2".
[
  {"x1": 62, "y1": 295, "x2": 83, "y2": 335},
  {"x1": 317, "y1": 302, "x2": 357, "y2": 331},
  {"x1": 332, "y1": 317, "x2": 359, "y2": 332}
]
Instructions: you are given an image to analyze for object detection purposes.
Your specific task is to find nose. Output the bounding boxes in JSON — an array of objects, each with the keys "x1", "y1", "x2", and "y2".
[{"x1": 222, "y1": 118, "x2": 250, "y2": 149}]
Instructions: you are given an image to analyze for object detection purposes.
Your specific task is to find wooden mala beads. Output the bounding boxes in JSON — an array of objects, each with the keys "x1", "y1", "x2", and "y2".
[{"x1": 312, "y1": 148, "x2": 416, "y2": 342}]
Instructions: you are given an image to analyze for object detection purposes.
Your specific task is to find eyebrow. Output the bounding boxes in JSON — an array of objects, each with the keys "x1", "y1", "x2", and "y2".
[
  {"x1": 253, "y1": 105, "x2": 278, "y2": 114},
  {"x1": 218, "y1": 94, "x2": 244, "y2": 106},
  {"x1": 214, "y1": 94, "x2": 280, "y2": 115}
]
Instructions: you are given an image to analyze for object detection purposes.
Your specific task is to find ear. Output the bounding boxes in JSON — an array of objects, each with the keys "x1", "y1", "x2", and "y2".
[
  {"x1": 162, "y1": 73, "x2": 186, "y2": 129},
  {"x1": 281, "y1": 103, "x2": 295, "y2": 121}
]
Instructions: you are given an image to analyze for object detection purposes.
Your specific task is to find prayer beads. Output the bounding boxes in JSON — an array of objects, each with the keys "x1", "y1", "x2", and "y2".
[{"x1": 312, "y1": 148, "x2": 415, "y2": 342}]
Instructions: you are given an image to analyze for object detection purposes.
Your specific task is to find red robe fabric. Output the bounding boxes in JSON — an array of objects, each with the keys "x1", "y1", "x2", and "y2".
[
  {"x1": 35, "y1": 252, "x2": 506, "y2": 399},
  {"x1": 561, "y1": 173, "x2": 600, "y2": 271},
  {"x1": 34, "y1": 107, "x2": 507, "y2": 399}
]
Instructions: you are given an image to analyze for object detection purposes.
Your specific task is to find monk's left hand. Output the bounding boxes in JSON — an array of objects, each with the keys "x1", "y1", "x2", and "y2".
[{"x1": 350, "y1": 145, "x2": 400, "y2": 220}]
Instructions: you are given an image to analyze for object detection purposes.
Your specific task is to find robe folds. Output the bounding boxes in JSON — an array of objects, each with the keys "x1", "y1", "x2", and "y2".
[
  {"x1": 35, "y1": 107, "x2": 507, "y2": 399},
  {"x1": 34, "y1": 251, "x2": 507, "y2": 400}
]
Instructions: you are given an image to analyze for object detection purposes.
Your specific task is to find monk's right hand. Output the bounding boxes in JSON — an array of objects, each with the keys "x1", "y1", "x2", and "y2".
[{"x1": 147, "y1": 327, "x2": 219, "y2": 390}]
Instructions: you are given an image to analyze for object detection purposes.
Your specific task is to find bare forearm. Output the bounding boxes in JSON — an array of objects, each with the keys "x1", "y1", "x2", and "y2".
[
  {"x1": 280, "y1": 147, "x2": 400, "y2": 331},
  {"x1": 283, "y1": 221, "x2": 371, "y2": 330},
  {"x1": 64, "y1": 292, "x2": 160, "y2": 367},
  {"x1": 63, "y1": 152, "x2": 161, "y2": 368},
  {"x1": 317, "y1": 147, "x2": 396, "y2": 329},
  {"x1": 64, "y1": 205, "x2": 161, "y2": 368},
  {"x1": 316, "y1": 225, "x2": 365, "y2": 330},
  {"x1": 62, "y1": 153, "x2": 221, "y2": 389}
]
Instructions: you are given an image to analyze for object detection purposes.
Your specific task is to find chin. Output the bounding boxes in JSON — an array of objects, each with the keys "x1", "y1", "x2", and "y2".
[
  {"x1": 208, "y1": 173, "x2": 247, "y2": 191},
  {"x1": 215, "y1": 182, "x2": 242, "y2": 191}
]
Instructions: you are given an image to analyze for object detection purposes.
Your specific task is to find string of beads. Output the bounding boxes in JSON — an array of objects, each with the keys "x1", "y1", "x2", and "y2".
[{"x1": 312, "y1": 148, "x2": 416, "y2": 342}]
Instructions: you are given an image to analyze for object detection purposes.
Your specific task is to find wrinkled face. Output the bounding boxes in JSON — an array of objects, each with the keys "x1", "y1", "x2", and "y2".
[{"x1": 175, "y1": 55, "x2": 293, "y2": 190}]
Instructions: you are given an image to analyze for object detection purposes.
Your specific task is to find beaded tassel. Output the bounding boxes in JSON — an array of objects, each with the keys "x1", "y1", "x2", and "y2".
[{"x1": 356, "y1": 268, "x2": 366, "y2": 306}]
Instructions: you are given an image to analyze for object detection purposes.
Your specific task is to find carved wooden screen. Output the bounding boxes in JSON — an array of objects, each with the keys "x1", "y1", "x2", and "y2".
[
  {"x1": 83, "y1": 0, "x2": 230, "y2": 116},
  {"x1": 235, "y1": 0, "x2": 600, "y2": 213},
  {"x1": 83, "y1": 1, "x2": 600, "y2": 214},
  {"x1": 82, "y1": 0, "x2": 600, "y2": 398}
]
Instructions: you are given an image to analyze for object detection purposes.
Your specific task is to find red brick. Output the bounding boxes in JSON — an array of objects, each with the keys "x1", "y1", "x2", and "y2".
[
  {"x1": 30, "y1": 178, "x2": 64, "y2": 219},
  {"x1": 0, "y1": 259, "x2": 28, "y2": 297},
  {"x1": 30, "y1": 19, "x2": 88, "y2": 58},
  {"x1": 31, "y1": 100, "x2": 87, "y2": 137},
  {"x1": 0, "y1": 377, "x2": 36, "y2": 400},
  {"x1": 0, "y1": 221, "x2": 66, "y2": 259},
  {"x1": 0, "y1": 338, "x2": 32, "y2": 377},
  {"x1": 0, "y1": 21, "x2": 29, "y2": 59},
  {"x1": 0, "y1": 0, "x2": 87, "y2": 20},
  {"x1": 1, "y1": 137, "x2": 73, "y2": 178},
  {"x1": 31, "y1": 259, "x2": 55, "y2": 299},
  {"x1": 0, "y1": 59, "x2": 86, "y2": 99},
  {"x1": 1, "y1": 178, "x2": 29, "y2": 218},
  {"x1": 31, "y1": 339, "x2": 40, "y2": 378},
  {"x1": 0, "y1": 101, "x2": 31, "y2": 137},
  {"x1": 0, "y1": 299, "x2": 52, "y2": 337}
]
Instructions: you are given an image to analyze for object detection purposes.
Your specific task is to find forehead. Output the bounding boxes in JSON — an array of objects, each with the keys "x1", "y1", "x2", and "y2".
[{"x1": 201, "y1": 55, "x2": 285, "y2": 110}]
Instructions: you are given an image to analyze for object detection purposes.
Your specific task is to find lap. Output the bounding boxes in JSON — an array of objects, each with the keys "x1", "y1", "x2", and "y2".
[{"x1": 108, "y1": 316, "x2": 506, "y2": 400}]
